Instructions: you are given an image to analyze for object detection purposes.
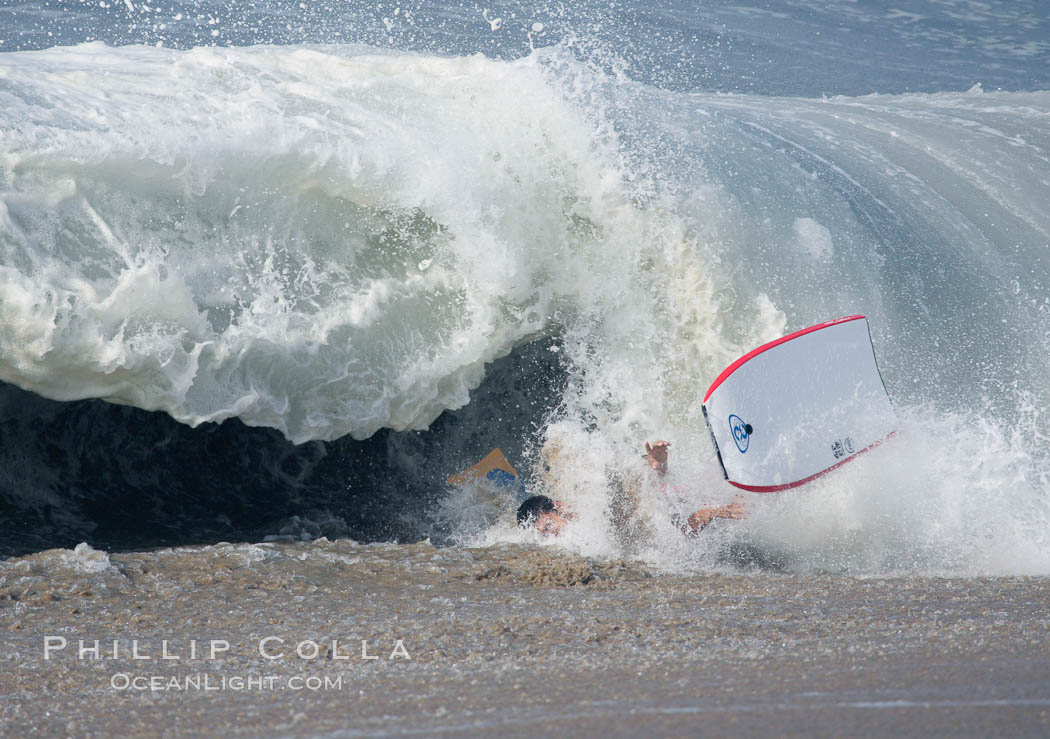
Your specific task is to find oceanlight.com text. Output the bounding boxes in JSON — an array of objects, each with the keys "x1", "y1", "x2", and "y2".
[{"x1": 109, "y1": 673, "x2": 348, "y2": 692}]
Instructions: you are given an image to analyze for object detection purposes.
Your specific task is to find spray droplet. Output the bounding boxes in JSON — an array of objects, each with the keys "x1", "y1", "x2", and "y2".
[{"x1": 482, "y1": 9, "x2": 502, "y2": 31}]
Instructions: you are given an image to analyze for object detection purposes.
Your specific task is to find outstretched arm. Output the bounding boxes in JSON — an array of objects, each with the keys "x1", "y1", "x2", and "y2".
[
  {"x1": 684, "y1": 500, "x2": 745, "y2": 534},
  {"x1": 644, "y1": 440, "x2": 670, "y2": 475}
]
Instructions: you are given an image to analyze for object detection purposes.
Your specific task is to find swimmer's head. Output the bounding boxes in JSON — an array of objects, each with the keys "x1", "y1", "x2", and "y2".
[{"x1": 516, "y1": 495, "x2": 572, "y2": 536}]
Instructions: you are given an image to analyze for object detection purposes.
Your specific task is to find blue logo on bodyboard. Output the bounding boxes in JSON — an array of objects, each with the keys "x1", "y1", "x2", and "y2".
[{"x1": 729, "y1": 415, "x2": 751, "y2": 453}]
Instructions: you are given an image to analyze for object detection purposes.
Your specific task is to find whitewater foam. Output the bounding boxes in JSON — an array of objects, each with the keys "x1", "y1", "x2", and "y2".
[
  {"x1": 3, "y1": 42, "x2": 1050, "y2": 574},
  {"x1": 1, "y1": 43, "x2": 687, "y2": 441}
]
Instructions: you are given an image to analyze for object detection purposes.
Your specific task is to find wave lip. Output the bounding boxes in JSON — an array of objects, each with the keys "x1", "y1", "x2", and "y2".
[{"x1": 0, "y1": 43, "x2": 644, "y2": 442}]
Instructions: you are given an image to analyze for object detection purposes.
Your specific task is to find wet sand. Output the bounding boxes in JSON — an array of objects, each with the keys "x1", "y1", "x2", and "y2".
[{"x1": 2, "y1": 539, "x2": 1049, "y2": 737}]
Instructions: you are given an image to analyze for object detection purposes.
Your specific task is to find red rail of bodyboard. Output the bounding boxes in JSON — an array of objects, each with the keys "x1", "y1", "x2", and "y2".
[
  {"x1": 726, "y1": 431, "x2": 896, "y2": 493},
  {"x1": 702, "y1": 315, "x2": 867, "y2": 404}
]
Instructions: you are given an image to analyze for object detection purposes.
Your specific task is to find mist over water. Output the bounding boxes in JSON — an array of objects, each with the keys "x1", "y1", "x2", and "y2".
[{"x1": 1, "y1": 2, "x2": 1049, "y2": 574}]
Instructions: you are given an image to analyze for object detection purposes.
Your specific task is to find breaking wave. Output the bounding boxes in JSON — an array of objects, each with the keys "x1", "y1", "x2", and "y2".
[{"x1": 2, "y1": 41, "x2": 1050, "y2": 573}]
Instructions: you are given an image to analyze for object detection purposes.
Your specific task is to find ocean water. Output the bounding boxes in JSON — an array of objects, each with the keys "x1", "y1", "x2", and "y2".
[{"x1": 2, "y1": 0, "x2": 1050, "y2": 575}]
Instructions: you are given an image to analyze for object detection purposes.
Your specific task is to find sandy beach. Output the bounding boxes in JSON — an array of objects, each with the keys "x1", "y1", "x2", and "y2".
[{"x1": 3, "y1": 539, "x2": 1048, "y2": 737}]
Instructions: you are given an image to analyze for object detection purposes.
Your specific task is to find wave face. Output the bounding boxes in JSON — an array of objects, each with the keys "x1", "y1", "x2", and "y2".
[{"x1": 2, "y1": 28, "x2": 1050, "y2": 572}]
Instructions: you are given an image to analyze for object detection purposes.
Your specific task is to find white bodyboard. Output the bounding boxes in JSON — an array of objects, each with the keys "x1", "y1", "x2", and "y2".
[{"x1": 702, "y1": 315, "x2": 896, "y2": 492}]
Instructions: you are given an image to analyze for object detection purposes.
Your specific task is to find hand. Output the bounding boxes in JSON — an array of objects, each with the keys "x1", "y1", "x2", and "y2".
[
  {"x1": 685, "y1": 499, "x2": 746, "y2": 533},
  {"x1": 716, "y1": 501, "x2": 746, "y2": 520},
  {"x1": 644, "y1": 441, "x2": 670, "y2": 474}
]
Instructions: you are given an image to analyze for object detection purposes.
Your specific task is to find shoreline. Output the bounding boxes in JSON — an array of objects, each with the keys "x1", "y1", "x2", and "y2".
[{"x1": 3, "y1": 538, "x2": 1049, "y2": 736}]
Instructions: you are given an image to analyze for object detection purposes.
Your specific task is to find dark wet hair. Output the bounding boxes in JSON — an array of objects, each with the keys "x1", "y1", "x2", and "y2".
[{"x1": 516, "y1": 495, "x2": 556, "y2": 528}]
